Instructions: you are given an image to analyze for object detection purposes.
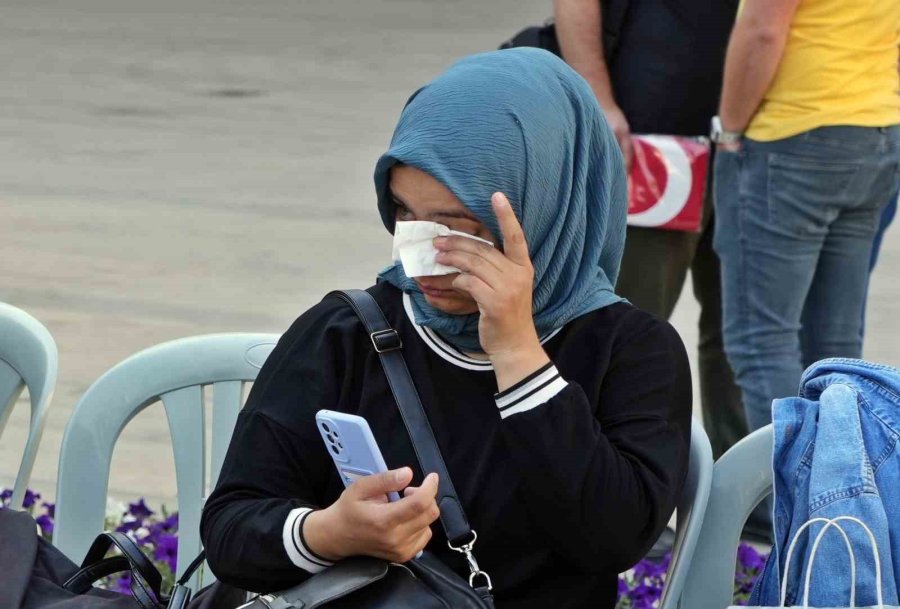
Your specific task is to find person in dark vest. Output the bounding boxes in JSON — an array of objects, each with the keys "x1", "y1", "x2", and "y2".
[{"x1": 553, "y1": 0, "x2": 744, "y2": 464}]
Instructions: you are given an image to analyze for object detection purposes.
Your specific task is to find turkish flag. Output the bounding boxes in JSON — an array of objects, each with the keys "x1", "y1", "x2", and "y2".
[{"x1": 627, "y1": 135, "x2": 710, "y2": 232}]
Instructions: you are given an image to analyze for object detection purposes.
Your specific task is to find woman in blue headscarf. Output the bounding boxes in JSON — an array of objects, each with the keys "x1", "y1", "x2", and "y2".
[{"x1": 202, "y1": 49, "x2": 692, "y2": 609}]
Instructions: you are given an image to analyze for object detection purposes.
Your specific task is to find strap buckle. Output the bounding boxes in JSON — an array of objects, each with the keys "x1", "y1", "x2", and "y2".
[
  {"x1": 448, "y1": 530, "x2": 493, "y2": 591},
  {"x1": 370, "y1": 329, "x2": 402, "y2": 353}
]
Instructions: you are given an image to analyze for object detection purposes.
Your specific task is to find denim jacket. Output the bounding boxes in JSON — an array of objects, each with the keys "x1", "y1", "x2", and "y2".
[{"x1": 751, "y1": 359, "x2": 900, "y2": 607}]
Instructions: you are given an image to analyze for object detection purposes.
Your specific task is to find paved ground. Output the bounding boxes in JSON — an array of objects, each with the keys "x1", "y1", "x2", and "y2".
[{"x1": 2, "y1": 0, "x2": 898, "y2": 510}]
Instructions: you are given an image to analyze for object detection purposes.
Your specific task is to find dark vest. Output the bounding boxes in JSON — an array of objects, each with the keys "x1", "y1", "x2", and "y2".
[{"x1": 607, "y1": 0, "x2": 738, "y2": 136}]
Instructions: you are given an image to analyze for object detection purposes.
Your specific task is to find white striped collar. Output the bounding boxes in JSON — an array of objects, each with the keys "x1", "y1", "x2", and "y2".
[{"x1": 401, "y1": 293, "x2": 562, "y2": 372}]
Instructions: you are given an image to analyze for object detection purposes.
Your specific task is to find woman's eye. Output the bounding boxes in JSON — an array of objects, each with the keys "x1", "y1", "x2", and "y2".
[{"x1": 395, "y1": 203, "x2": 413, "y2": 220}]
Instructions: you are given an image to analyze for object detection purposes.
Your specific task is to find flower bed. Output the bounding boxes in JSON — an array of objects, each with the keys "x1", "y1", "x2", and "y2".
[
  {"x1": 2, "y1": 488, "x2": 177, "y2": 595},
  {"x1": 2, "y1": 488, "x2": 766, "y2": 606}
]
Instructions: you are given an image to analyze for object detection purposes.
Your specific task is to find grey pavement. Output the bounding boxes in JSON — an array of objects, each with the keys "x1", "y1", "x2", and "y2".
[{"x1": 2, "y1": 0, "x2": 898, "y2": 510}]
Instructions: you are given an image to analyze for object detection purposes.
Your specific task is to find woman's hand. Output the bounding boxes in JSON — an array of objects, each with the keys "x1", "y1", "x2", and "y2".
[
  {"x1": 303, "y1": 468, "x2": 440, "y2": 563},
  {"x1": 433, "y1": 192, "x2": 551, "y2": 391}
]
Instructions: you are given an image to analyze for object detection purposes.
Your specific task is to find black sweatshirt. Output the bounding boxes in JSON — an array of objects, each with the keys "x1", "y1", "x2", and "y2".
[{"x1": 201, "y1": 283, "x2": 692, "y2": 609}]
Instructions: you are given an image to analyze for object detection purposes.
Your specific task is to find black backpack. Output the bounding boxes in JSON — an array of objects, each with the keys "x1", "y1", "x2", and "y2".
[
  {"x1": 1, "y1": 509, "x2": 241, "y2": 609},
  {"x1": 498, "y1": 0, "x2": 631, "y2": 61}
]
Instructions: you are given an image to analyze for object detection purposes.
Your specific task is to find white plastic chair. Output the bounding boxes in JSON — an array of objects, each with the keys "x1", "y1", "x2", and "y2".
[
  {"x1": 53, "y1": 333, "x2": 279, "y2": 588},
  {"x1": 659, "y1": 417, "x2": 715, "y2": 609},
  {"x1": 680, "y1": 424, "x2": 774, "y2": 609},
  {"x1": 0, "y1": 302, "x2": 59, "y2": 509}
]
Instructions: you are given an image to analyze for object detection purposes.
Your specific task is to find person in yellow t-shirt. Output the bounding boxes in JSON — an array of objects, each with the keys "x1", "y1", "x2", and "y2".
[{"x1": 710, "y1": 0, "x2": 900, "y2": 435}]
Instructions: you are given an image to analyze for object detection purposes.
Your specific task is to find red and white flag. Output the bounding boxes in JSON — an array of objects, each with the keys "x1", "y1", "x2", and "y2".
[{"x1": 627, "y1": 135, "x2": 710, "y2": 233}]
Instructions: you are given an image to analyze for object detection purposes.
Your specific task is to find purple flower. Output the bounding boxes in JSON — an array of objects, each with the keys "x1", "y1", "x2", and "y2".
[
  {"x1": 630, "y1": 581, "x2": 663, "y2": 609},
  {"x1": 161, "y1": 513, "x2": 178, "y2": 531},
  {"x1": 23, "y1": 489, "x2": 41, "y2": 508},
  {"x1": 36, "y1": 514, "x2": 54, "y2": 536},
  {"x1": 115, "y1": 519, "x2": 144, "y2": 534},
  {"x1": 127, "y1": 499, "x2": 154, "y2": 520},
  {"x1": 633, "y1": 555, "x2": 670, "y2": 581},
  {"x1": 0, "y1": 489, "x2": 12, "y2": 504},
  {"x1": 147, "y1": 513, "x2": 178, "y2": 539},
  {"x1": 43, "y1": 502, "x2": 55, "y2": 518},
  {"x1": 617, "y1": 576, "x2": 630, "y2": 602},
  {"x1": 113, "y1": 572, "x2": 133, "y2": 595},
  {"x1": 733, "y1": 543, "x2": 769, "y2": 605},
  {"x1": 153, "y1": 533, "x2": 178, "y2": 574},
  {"x1": 737, "y1": 543, "x2": 766, "y2": 572}
]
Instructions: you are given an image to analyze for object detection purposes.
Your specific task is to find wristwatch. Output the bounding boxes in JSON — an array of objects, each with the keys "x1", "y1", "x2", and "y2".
[{"x1": 710, "y1": 116, "x2": 742, "y2": 145}]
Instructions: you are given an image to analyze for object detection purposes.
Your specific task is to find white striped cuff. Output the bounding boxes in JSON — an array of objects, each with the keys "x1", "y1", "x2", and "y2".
[
  {"x1": 495, "y1": 364, "x2": 568, "y2": 419},
  {"x1": 282, "y1": 507, "x2": 335, "y2": 574}
]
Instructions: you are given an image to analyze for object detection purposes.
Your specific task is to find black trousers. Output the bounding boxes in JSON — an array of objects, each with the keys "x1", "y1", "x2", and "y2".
[{"x1": 615, "y1": 200, "x2": 746, "y2": 460}]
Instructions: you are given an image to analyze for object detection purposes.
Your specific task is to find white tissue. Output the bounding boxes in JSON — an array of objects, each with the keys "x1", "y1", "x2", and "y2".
[{"x1": 391, "y1": 221, "x2": 494, "y2": 277}]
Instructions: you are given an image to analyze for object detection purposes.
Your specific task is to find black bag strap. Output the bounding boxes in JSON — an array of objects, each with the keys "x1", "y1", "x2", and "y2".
[
  {"x1": 327, "y1": 289, "x2": 474, "y2": 547},
  {"x1": 63, "y1": 532, "x2": 164, "y2": 609},
  {"x1": 63, "y1": 555, "x2": 131, "y2": 589},
  {"x1": 176, "y1": 550, "x2": 206, "y2": 587},
  {"x1": 164, "y1": 550, "x2": 208, "y2": 609}
]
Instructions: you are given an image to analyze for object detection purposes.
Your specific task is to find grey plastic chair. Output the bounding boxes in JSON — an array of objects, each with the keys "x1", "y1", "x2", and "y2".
[
  {"x1": 680, "y1": 424, "x2": 774, "y2": 609},
  {"x1": 659, "y1": 417, "x2": 715, "y2": 609},
  {"x1": 0, "y1": 302, "x2": 59, "y2": 509},
  {"x1": 53, "y1": 333, "x2": 279, "y2": 588}
]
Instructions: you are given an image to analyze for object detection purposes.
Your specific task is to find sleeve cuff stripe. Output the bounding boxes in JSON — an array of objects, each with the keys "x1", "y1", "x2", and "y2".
[
  {"x1": 297, "y1": 509, "x2": 335, "y2": 564},
  {"x1": 283, "y1": 508, "x2": 333, "y2": 573},
  {"x1": 292, "y1": 509, "x2": 332, "y2": 568},
  {"x1": 499, "y1": 378, "x2": 569, "y2": 419},
  {"x1": 497, "y1": 371, "x2": 561, "y2": 410},
  {"x1": 495, "y1": 364, "x2": 559, "y2": 406}
]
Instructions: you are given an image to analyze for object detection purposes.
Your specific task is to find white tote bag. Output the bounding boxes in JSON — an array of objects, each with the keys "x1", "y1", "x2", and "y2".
[{"x1": 730, "y1": 516, "x2": 900, "y2": 609}]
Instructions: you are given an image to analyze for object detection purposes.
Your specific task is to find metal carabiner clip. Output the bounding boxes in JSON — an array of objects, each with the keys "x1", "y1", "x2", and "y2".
[{"x1": 448, "y1": 530, "x2": 493, "y2": 591}]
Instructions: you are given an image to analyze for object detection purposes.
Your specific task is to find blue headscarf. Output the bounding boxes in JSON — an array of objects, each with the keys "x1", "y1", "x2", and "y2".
[{"x1": 376, "y1": 48, "x2": 627, "y2": 353}]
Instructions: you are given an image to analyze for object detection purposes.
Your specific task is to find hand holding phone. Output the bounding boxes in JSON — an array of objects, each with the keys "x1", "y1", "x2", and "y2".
[{"x1": 309, "y1": 410, "x2": 439, "y2": 562}]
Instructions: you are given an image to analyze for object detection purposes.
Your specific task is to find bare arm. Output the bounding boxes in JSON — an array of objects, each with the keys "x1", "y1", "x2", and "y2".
[
  {"x1": 718, "y1": 0, "x2": 801, "y2": 135},
  {"x1": 555, "y1": 0, "x2": 633, "y2": 168}
]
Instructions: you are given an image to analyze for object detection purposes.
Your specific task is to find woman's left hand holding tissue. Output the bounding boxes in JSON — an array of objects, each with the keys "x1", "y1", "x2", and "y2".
[{"x1": 434, "y1": 192, "x2": 551, "y2": 392}]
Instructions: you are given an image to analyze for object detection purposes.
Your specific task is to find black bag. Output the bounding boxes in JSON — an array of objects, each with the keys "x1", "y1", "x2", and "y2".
[
  {"x1": 498, "y1": 0, "x2": 632, "y2": 61},
  {"x1": 499, "y1": 19, "x2": 561, "y2": 56},
  {"x1": 238, "y1": 289, "x2": 495, "y2": 609},
  {"x1": 1, "y1": 508, "x2": 204, "y2": 609}
]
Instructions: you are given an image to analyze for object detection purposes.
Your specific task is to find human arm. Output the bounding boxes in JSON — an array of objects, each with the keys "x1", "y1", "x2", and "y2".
[
  {"x1": 200, "y1": 302, "x2": 439, "y2": 592},
  {"x1": 498, "y1": 317, "x2": 692, "y2": 572},
  {"x1": 554, "y1": 0, "x2": 633, "y2": 168},
  {"x1": 718, "y1": 0, "x2": 802, "y2": 140},
  {"x1": 434, "y1": 196, "x2": 691, "y2": 570}
]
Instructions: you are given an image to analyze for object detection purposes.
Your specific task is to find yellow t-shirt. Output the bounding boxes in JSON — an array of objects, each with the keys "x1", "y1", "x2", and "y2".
[{"x1": 747, "y1": 0, "x2": 900, "y2": 141}]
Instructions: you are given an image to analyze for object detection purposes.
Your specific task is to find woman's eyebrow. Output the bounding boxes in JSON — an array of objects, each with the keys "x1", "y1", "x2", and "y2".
[
  {"x1": 431, "y1": 210, "x2": 478, "y2": 221},
  {"x1": 391, "y1": 192, "x2": 478, "y2": 222}
]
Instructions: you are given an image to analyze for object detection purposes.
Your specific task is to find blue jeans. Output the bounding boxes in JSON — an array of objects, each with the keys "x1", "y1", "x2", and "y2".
[{"x1": 714, "y1": 125, "x2": 900, "y2": 432}]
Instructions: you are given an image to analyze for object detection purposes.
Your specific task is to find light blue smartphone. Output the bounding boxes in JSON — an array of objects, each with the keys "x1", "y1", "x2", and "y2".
[{"x1": 315, "y1": 410, "x2": 401, "y2": 502}]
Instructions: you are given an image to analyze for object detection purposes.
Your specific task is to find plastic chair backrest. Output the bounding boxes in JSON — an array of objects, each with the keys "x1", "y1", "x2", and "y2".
[
  {"x1": 680, "y1": 424, "x2": 774, "y2": 609},
  {"x1": 659, "y1": 417, "x2": 714, "y2": 609},
  {"x1": 0, "y1": 302, "x2": 59, "y2": 509},
  {"x1": 53, "y1": 333, "x2": 279, "y2": 589}
]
